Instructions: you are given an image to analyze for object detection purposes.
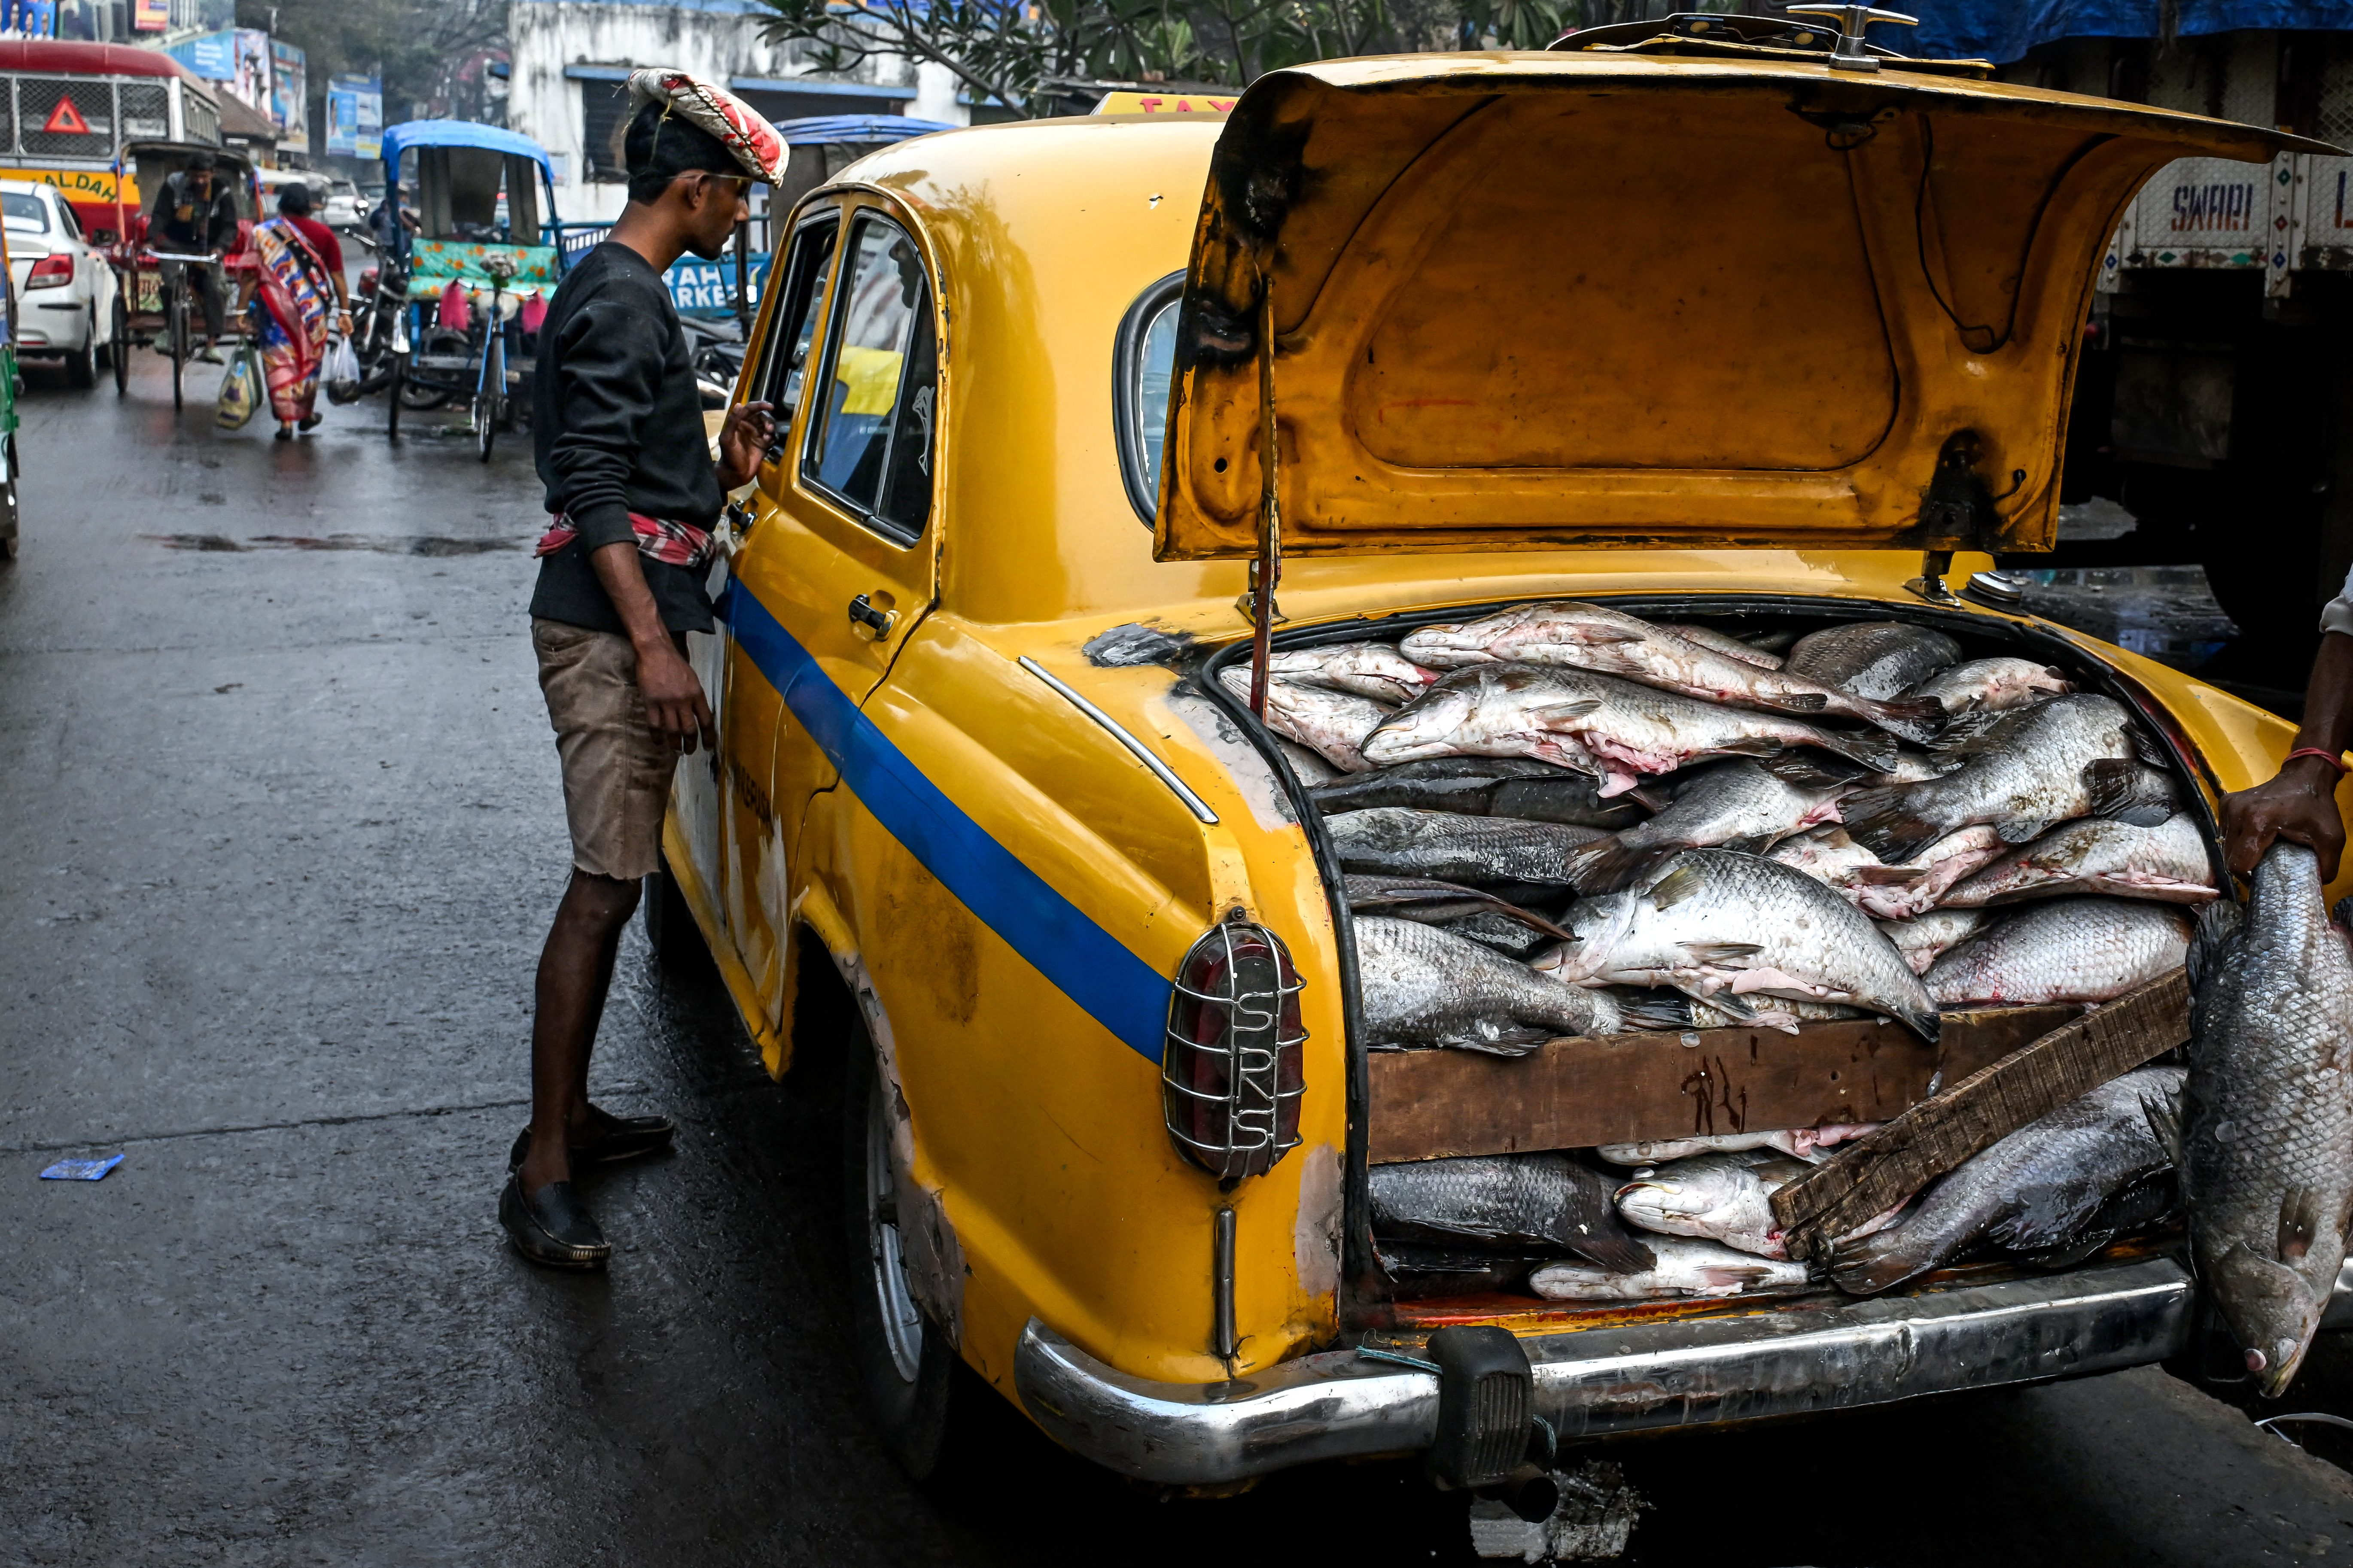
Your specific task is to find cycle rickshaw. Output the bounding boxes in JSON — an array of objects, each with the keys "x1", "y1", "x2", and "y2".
[
  {"x1": 104, "y1": 141, "x2": 258, "y2": 410},
  {"x1": 378, "y1": 120, "x2": 565, "y2": 459}
]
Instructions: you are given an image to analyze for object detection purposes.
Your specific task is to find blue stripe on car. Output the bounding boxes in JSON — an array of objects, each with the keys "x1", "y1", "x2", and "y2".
[{"x1": 719, "y1": 580, "x2": 1172, "y2": 1063}]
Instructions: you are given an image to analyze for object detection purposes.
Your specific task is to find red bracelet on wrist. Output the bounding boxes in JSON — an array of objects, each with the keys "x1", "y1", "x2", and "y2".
[{"x1": 2285, "y1": 747, "x2": 2350, "y2": 774}]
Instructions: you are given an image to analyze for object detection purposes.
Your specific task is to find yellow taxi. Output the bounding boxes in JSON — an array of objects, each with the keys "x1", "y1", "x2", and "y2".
[{"x1": 655, "y1": 19, "x2": 2325, "y2": 1486}]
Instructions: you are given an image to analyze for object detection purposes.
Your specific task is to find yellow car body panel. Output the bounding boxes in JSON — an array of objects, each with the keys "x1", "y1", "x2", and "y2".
[{"x1": 660, "y1": 60, "x2": 2346, "y2": 1452}]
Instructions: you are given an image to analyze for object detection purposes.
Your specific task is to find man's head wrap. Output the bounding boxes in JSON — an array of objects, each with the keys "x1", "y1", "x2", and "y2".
[{"x1": 622, "y1": 68, "x2": 785, "y2": 204}]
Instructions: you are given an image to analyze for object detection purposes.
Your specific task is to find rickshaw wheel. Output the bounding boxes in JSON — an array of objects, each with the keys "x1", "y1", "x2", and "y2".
[
  {"x1": 110, "y1": 300, "x2": 128, "y2": 396},
  {"x1": 387, "y1": 352, "x2": 405, "y2": 442}
]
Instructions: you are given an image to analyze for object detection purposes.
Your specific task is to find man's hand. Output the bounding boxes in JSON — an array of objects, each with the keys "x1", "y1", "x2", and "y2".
[
  {"x1": 716, "y1": 400, "x2": 776, "y2": 492},
  {"x1": 2223, "y1": 631, "x2": 2353, "y2": 884},
  {"x1": 634, "y1": 635, "x2": 717, "y2": 755}
]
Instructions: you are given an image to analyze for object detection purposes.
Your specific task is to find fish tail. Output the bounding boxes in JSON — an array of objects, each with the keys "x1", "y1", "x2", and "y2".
[
  {"x1": 1809, "y1": 728, "x2": 1899, "y2": 776},
  {"x1": 1569, "y1": 1229, "x2": 1658, "y2": 1275},
  {"x1": 1561, "y1": 836, "x2": 1672, "y2": 894},
  {"x1": 1825, "y1": 1230, "x2": 1935, "y2": 1296},
  {"x1": 2082, "y1": 757, "x2": 2167, "y2": 825},
  {"x1": 1864, "y1": 695, "x2": 1948, "y2": 744},
  {"x1": 1837, "y1": 784, "x2": 1947, "y2": 862},
  {"x1": 1898, "y1": 1004, "x2": 1942, "y2": 1044},
  {"x1": 1618, "y1": 990, "x2": 1695, "y2": 1031},
  {"x1": 2187, "y1": 897, "x2": 2244, "y2": 992}
]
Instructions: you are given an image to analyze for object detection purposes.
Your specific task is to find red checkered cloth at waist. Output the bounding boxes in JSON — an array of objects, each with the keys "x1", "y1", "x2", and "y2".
[{"x1": 534, "y1": 511, "x2": 713, "y2": 570}]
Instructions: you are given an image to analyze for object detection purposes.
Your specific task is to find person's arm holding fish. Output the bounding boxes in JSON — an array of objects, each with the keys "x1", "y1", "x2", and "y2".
[{"x1": 2221, "y1": 600, "x2": 2353, "y2": 882}]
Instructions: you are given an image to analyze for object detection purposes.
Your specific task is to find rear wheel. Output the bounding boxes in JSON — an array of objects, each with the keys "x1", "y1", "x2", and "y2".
[
  {"x1": 110, "y1": 289, "x2": 127, "y2": 395},
  {"x1": 387, "y1": 351, "x2": 405, "y2": 442},
  {"x1": 64, "y1": 309, "x2": 95, "y2": 389},
  {"x1": 474, "y1": 332, "x2": 503, "y2": 462},
  {"x1": 843, "y1": 1050, "x2": 957, "y2": 1479},
  {"x1": 167, "y1": 286, "x2": 187, "y2": 411}
]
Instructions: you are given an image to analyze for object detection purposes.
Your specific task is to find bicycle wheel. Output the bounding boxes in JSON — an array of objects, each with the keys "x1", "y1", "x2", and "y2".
[
  {"x1": 387, "y1": 351, "x2": 405, "y2": 442},
  {"x1": 110, "y1": 281, "x2": 128, "y2": 395},
  {"x1": 167, "y1": 284, "x2": 187, "y2": 411},
  {"x1": 474, "y1": 333, "x2": 502, "y2": 462}
]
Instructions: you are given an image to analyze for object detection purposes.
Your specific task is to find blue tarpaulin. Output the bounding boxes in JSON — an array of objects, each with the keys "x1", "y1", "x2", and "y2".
[{"x1": 1913, "y1": 2, "x2": 2353, "y2": 64}]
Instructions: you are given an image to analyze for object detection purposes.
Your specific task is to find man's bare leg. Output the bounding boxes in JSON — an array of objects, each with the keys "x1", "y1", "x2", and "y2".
[{"x1": 516, "y1": 869, "x2": 640, "y2": 1196}]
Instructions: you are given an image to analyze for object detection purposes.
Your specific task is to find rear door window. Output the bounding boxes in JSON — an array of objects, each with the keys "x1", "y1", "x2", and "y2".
[{"x1": 802, "y1": 213, "x2": 937, "y2": 544}]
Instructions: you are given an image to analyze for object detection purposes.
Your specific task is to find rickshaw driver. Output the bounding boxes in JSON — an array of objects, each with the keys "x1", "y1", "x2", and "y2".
[
  {"x1": 501, "y1": 70, "x2": 785, "y2": 1269},
  {"x1": 152, "y1": 151, "x2": 239, "y2": 363}
]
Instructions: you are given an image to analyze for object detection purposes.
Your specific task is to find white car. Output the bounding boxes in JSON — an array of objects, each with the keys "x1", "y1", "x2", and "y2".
[
  {"x1": 323, "y1": 178, "x2": 364, "y2": 230},
  {"x1": 1, "y1": 179, "x2": 116, "y2": 389}
]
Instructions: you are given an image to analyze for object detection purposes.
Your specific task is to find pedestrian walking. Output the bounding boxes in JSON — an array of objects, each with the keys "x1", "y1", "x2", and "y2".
[
  {"x1": 237, "y1": 184, "x2": 351, "y2": 439},
  {"x1": 152, "y1": 151, "x2": 237, "y2": 363},
  {"x1": 502, "y1": 69, "x2": 785, "y2": 1269}
]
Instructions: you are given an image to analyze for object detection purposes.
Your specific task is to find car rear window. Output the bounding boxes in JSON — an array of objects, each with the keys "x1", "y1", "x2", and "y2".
[{"x1": 3, "y1": 193, "x2": 49, "y2": 232}]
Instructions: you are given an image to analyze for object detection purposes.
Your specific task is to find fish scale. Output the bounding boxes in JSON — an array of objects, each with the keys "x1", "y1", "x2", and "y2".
[
  {"x1": 1839, "y1": 694, "x2": 2139, "y2": 862},
  {"x1": 2183, "y1": 843, "x2": 2353, "y2": 1397},
  {"x1": 1923, "y1": 896, "x2": 2189, "y2": 1007},
  {"x1": 1355, "y1": 915, "x2": 1631, "y2": 1053}
]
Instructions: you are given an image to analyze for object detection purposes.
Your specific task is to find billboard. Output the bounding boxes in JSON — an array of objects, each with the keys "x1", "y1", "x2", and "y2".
[
  {"x1": 325, "y1": 72, "x2": 380, "y2": 160},
  {"x1": 269, "y1": 38, "x2": 304, "y2": 143},
  {"x1": 133, "y1": 0, "x2": 167, "y2": 30},
  {"x1": 0, "y1": 0, "x2": 55, "y2": 35},
  {"x1": 231, "y1": 28, "x2": 269, "y2": 115},
  {"x1": 166, "y1": 27, "x2": 233, "y2": 79}
]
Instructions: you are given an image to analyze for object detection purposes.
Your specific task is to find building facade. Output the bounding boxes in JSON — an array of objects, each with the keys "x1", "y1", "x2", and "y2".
[{"x1": 506, "y1": 0, "x2": 964, "y2": 224}]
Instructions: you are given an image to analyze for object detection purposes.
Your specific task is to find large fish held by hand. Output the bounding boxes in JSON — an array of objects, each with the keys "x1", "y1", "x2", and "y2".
[
  {"x1": 2183, "y1": 844, "x2": 2353, "y2": 1398},
  {"x1": 1361, "y1": 664, "x2": 1898, "y2": 798},
  {"x1": 1400, "y1": 602, "x2": 1943, "y2": 738},
  {"x1": 1837, "y1": 695, "x2": 2143, "y2": 861},
  {"x1": 1536, "y1": 849, "x2": 1941, "y2": 1040}
]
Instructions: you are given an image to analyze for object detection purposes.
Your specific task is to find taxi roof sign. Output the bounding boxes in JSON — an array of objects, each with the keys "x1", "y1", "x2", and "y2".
[{"x1": 1093, "y1": 90, "x2": 1236, "y2": 115}]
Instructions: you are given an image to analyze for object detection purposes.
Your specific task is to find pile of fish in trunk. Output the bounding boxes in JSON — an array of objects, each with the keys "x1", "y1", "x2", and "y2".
[{"x1": 1224, "y1": 602, "x2": 2246, "y2": 1313}]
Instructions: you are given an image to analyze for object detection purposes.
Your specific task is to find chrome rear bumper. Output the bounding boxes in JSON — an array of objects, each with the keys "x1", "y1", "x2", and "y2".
[{"x1": 1014, "y1": 1255, "x2": 2196, "y2": 1486}]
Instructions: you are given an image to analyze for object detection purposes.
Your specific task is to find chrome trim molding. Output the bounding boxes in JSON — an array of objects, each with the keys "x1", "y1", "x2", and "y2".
[
  {"x1": 1014, "y1": 1256, "x2": 2195, "y2": 1485},
  {"x1": 1019, "y1": 655, "x2": 1219, "y2": 824}
]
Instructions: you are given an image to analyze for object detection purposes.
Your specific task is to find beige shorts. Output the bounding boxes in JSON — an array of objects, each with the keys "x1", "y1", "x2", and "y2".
[{"x1": 533, "y1": 618, "x2": 679, "y2": 882}]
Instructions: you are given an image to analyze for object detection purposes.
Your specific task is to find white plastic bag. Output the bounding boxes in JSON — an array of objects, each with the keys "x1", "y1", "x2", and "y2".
[
  {"x1": 322, "y1": 334, "x2": 361, "y2": 405},
  {"x1": 216, "y1": 343, "x2": 260, "y2": 430}
]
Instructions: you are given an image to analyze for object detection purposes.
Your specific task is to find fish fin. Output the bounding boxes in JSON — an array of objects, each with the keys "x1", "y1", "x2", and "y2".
[
  {"x1": 1759, "y1": 753, "x2": 1868, "y2": 787},
  {"x1": 1807, "y1": 729, "x2": 1899, "y2": 776},
  {"x1": 1436, "y1": 1030, "x2": 1551, "y2": 1058},
  {"x1": 2082, "y1": 758, "x2": 2165, "y2": 824},
  {"x1": 2131, "y1": 727, "x2": 2170, "y2": 767},
  {"x1": 2280, "y1": 1188, "x2": 2325, "y2": 1265},
  {"x1": 1529, "y1": 699, "x2": 1603, "y2": 721},
  {"x1": 1996, "y1": 817, "x2": 2053, "y2": 845},
  {"x1": 1707, "y1": 736, "x2": 1787, "y2": 758},
  {"x1": 2139, "y1": 1089, "x2": 2184, "y2": 1164},
  {"x1": 1562, "y1": 838, "x2": 1673, "y2": 895},
  {"x1": 1766, "y1": 692, "x2": 1831, "y2": 714},
  {"x1": 1866, "y1": 696, "x2": 1949, "y2": 742},
  {"x1": 1618, "y1": 991, "x2": 1695, "y2": 1031},
  {"x1": 1927, "y1": 709, "x2": 2014, "y2": 753},
  {"x1": 2334, "y1": 896, "x2": 2353, "y2": 935},
  {"x1": 1719, "y1": 832, "x2": 1783, "y2": 857},
  {"x1": 2187, "y1": 898, "x2": 2244, "y2": 992},
  {"x1": 1899, "y1": 1006, "x2": 1941, "y2": 1044},
  {"x1": 1680, "y1": 940, "x2": 1766, "y2": 962},
  {"x1": 1825, "y1": 1230, "x2": 1933, "y2": 1295},
  {"x1": 1645, "y1": 860, "x2": 1714, "y2": 910},
  {"x1": 1840, "y1": 786, "x2": 1943, "y2": 862},
  {"x1": 1562, "y1": 1226, "x2": 1657, "y2": 1274}
]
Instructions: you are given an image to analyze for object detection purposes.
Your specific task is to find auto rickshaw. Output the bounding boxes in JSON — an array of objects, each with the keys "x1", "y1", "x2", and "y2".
[
  {"x1": 376, "y1": 119, "x2": 565, "y2": 459},
  {"x1": 104, "y1": 141, "x2": 259, "y2": 410}
]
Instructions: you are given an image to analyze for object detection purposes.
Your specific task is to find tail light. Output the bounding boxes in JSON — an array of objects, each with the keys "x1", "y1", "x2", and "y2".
[
  {"x1": 25, "y1": 254, "x2": 70, "y2": 290},
  {"x1": 1163, "y1": 915, "x2": 1305, "y2": 1179}
]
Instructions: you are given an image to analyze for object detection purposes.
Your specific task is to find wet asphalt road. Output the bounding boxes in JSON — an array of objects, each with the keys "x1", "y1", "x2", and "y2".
[{"x1": 8, "y1": 354, "x2": 2353, "y2": 1567}]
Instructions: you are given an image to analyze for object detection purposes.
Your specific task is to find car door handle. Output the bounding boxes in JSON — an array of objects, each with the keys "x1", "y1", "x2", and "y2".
[{"x1": 848, "y1": 593, "x2": 895, "y2": 637}]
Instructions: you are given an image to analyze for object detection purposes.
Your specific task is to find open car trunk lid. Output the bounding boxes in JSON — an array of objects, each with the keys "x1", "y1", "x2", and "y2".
[{"x1": 1153, "y1": 55, "x2": 2316, "y2": 561}]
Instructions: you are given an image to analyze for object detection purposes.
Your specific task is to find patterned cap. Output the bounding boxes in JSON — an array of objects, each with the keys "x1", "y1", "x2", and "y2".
[{"x1": 626, "y1": 68, "x2": 787, "y2": 184}]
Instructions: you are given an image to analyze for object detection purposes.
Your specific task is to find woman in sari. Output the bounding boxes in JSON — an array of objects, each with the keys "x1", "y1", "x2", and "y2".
[{"x1": 237, "y1": 184, "x2": 353, "y2": 440}]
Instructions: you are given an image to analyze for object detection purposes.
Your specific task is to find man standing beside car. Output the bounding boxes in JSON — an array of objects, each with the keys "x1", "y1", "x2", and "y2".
[
  {"x1": 502, "y1": 70, "x2": 785, "y2": 1269},
  {"x1": 2222, "y1": 583, "x2": 2353, "y2": 881},
  {"x1": 152, "y1": 151, "x2": 238, "y2": 363}
]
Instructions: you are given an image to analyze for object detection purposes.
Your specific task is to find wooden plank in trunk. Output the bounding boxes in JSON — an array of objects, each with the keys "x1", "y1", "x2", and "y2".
[
  {"x1": 1770, "y1": 967, "x2": 2191, "y2": 1261},
  {"x1": 1366, "y1": 1005, "x2": 2073, "y2": 1165}
]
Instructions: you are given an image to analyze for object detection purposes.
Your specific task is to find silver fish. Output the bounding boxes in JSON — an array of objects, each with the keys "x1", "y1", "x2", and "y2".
[
  {"x1": 1342, "y1": 875, "x2": 1572, "y2": 942},
  {"x1": 1849, "y1": 826, "x2": 2013, "y2": 920},
  {"x1": 1217, "y1": 667, "x2": 1391, "y2": 773},
  {"x1": 1399, "y1": 602, "x2": 1943, "y2": 736},
  {"x1": 1828, "y1": 1067, "x2": 2186, "y2": 1295},
  {"x1": 1537, "y1": 849, "x2": 1941, "y2": 1040},
  {"x1": 1907, "y1": 656, "x2": 2075, "y2": 718},
  {"x1": 1875, "y1": 908, "x2": 1990, "y2": 975},
  {"x1": 1357, "y1": 915, "x2": 1635, "y2": 1054},
  {"x1": 1264, "y1": 641, "x2": 1440, "y2": 705},
  {"x1": 1370, "y1": 1152, "x2": 1653, "y2": 1271},
  {"x1": 1659, "y1": 623, "x2": 1784, "y2": 669},
  {"x1": 1924, "y1": 896, "x2": 2190, "y2": 1008},
  {"x1": 1361, "y1": 664, "x2": 1898, "y2": 798},
  {"x1": 1276, "y1": 738, "x2": 1342, "y2": 785},
  {"x1": 1530, "y1": 1235, "x2": 1811, "y2": 1300},
  {"x1": 1597, "y1": 1125, "x2": 1881, "y2": 1166},
  {"x1": 1559, "y1": 758, "x2": 1853, "y2": 892},
  {"x1": 1616, "y1": 1149, "x2": 1906, "y2": 1259},
  {"x1": 1838, "y1": 694, "x2": 2140, "y2": 861},
  {"x1": 1784, "y1": 621, "x2": 1963, "y2": 701},
  {"x1": 1328, "y1": 807, "x2": 1607, "y2": 889},
  {"x1": 2183, "y1": 844, "x2": 2353, "y2": 1397},
  {"x1": 1938, "y1": 813, "x2": 2217, "y2": 908},
  {"x1": 1309, "y1": 755, "x2": 1647, "y2": 829}
]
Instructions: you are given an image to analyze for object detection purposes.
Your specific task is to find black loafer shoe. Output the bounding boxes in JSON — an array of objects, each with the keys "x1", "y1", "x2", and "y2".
[
  {"x1": 499, "y1": 1175, "x2": 610, "y2": 1270},
  {"x1": 508, "y1": 1106, "x2": 677, "y2": 1171}
]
